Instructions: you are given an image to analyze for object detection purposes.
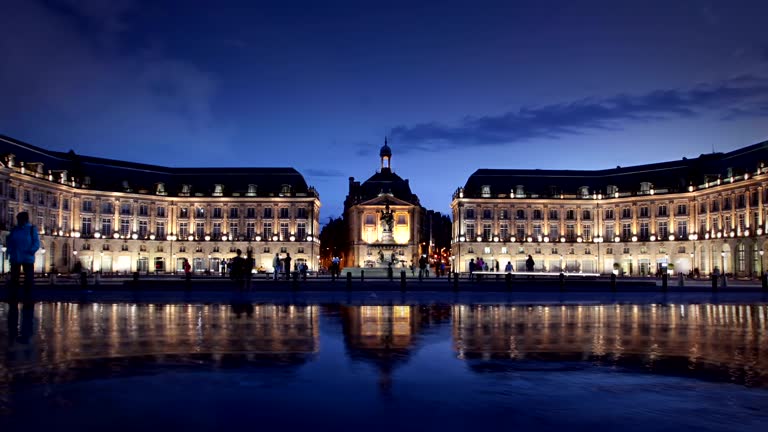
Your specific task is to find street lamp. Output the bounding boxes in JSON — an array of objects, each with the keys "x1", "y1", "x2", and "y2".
[
  {"x1": 1, "y1": 245, "x2": 6, "y2": 275},
  {"x1": 167, "y1": 234, "x2": 177, "y2": 273}
]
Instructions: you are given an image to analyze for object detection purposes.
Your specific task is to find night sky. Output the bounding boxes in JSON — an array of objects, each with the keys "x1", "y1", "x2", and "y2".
[{"x1": 2, "y1": 0, "x2": 767, "y2": 220}]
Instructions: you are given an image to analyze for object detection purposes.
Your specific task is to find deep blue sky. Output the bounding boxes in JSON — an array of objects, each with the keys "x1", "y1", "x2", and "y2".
[{"x1": 2, "y1": 0, "x2": 767, "y2": 220}]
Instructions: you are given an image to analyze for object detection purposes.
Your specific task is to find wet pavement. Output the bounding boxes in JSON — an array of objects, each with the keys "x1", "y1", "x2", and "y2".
[{"x1": 1, "y1": 292, "x2": 767, "y2": 431}]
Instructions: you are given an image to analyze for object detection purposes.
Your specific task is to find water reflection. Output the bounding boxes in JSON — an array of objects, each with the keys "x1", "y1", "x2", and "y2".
[
  {"x1": 453, "y1": 304, "x2": 768, "y2": 386},
  {"x1": 0, "y1": 301, "x2": 766, "y2": 390}
]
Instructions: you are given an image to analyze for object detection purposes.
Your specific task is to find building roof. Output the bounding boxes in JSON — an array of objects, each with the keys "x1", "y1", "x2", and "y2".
[
  {"x1": 461, "y1": 140, "x2": 768, "y2": 199},
  {"x1": 0, "y1": 134, "x2": 316, "y2": 198}
]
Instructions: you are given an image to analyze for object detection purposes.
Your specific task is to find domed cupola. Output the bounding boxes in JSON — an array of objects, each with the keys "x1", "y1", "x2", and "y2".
[{"x1": 380, "y1": 137, "x2": 392, "y2": 170}]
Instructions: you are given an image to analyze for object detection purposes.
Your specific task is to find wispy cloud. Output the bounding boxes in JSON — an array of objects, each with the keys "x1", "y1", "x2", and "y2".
[{"x1": 388, "y1": 75, "x2": 768, "y2": 153}]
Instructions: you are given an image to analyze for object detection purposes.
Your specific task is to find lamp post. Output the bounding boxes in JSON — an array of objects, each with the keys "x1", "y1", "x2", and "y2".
[
  {"x1": 759, "y1": 249, "x2": 764, "y2": 277},
  {"x1": 721, "y1": 250, "x2": 726, "y2": 275},
  {"x1": 1, "y1": 245, "x2": 6, "y2": 275},
  {"x1": 73, "y1": 250, "x2": 78, "y2": 273}
]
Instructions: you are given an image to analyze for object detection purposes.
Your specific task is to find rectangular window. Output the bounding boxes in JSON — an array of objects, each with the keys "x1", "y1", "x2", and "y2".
[
  {"x1": 738, "y1": 213, "x2": 746, "y2": 231},
  {"x1": 676, "y1": 204, "x2": 687, "y2": 216},
  {"x1": 229, "y1": 207, "x2": 239, "y2": 219},
  {"x1": 195, "y1": 207, "x2": 205, "y2": 218},
  {"x1": 62, "y1": 215, "x2": 69, "y2": 232},
  {"x1": 465, "y1": 223, "x2": 475, "y2": 239},
  {"x1": 229, "y1": 222, "x2": 239, "y2": 238},
  {"x1": 213, "y1": 222, "x2": 222, "y2": 237},
  {"x1": 156, "y1": 221, "x2": 165, "y2": 239},
  {"x1": 582, "y1": 210, "x2": 591, "y2": 220},
  {"x1": 565, "y1": 210, "x2": 575, "y2": 220},
  {"x1": 533, "y1": 209, "x2": 542, "y2": 220},
  {"x1": 482, "y1": 209, "x2": 492, "y2": 220},
  {"x1": 213, "y1": 207, "x2": 222, "y2": 218},
  {"x1": 565, "y1": 224, "x2": 575, "y2": 240},
  {"x1": 179, "y1": 222, "x2": 189, "y2": 237},
  {"x1": 82, "y1": 200, "x2": 93, "y2": 212},
  {"x1": 639, "y1": 206, "x2": 649, "y2": 218},
  {"x1": 549, "y1": 209, "x2": 559, "y2": 220},
  {"x1": 711, "y1": 200, "x2": 719, "y2": 212},
  {"x1": 582, "y1": 224, "x2": 591, "y2": 240},
  {"x1": 549, "y1": 223, "x2": 559, "y2": 238},
  {"x1": 195, "y1": 222, "x2": 205, "y2": 238},
  {"x1": 280, "y1": 208, "x2": 290, "y2": 219},
  {"x1": 723, "y1": 197, "x2": 731, "y2": 210},
  {"x1": 280, "y1": 222, "x2": 289, "y2": 240},
  {"x1": 297, "y1": 222, "x2": 307, "y2": 239},
  {"x1": 676, "y1": 220, "x2": 687, "y2": 238},
  {"x1": 658, "y1": 221, "x2": 668, "y2": 238},
  {"x1": 37, "y1": 192, "x2": 45, "y2": 205},
  {"x1": 139, "y1": 204, "x2": 149, "y2": 216},
  {"x1": 121, "y1": 202, "x2": 132, "y2": 215},
  {"x1": 101, "y1": 218, "x2": 112, "y2": 236},
  {"x1": 156, "y1": 206, "x2": 166, "y2": 217},
  {"x1": 516, "y1": 223, "x2": 526, "y2": 239},
  {"x1": 23, "y1": 190, "x2": 30, "y2": 203},
  {"x1": 658, "y1": 205, "x2": 667, "y2": 217},
  {"x1": 533, "y1": 224, "x2": 542, "y2": 237},
  {"x1": 8, "y1": 186, "x2": 16, "y2": 200},
  {"x1": 120, "y1": 218, "x2": 130, "y2": 236},
  {"x1": 500, "y1": 223, "x2": 509, "y2": 240},
  {"x1": 499, "y1": 210, "x2": 508, "y2": 220},
  {"x1": 465, "y1": 208, "x2": 475, "y2": 219},
  {"x1": 63, "y1": 198, "x2": 69, "y2": 211},
  {"x1": 263, "y1": 207, "x2": 273, "y2": 218},
  {"x1": 81, "y1": 217, "x2": 92, "y2": 236},
  {"x1": 622, "y1": 223, "x2": 632, "y2": 239},
  {"x1": 604, "y1": 208, "x2": 614, "y2": 219},
  {"x1": 179, "y1": 207, "x2": 189, "y2": 218},
  {"x1": 397, "y1": 214, "x2": 407, "y2": 224},
  {"x1": 263, "y1": 222, "x2": 273, "y2": 238},
  {"x1": 50, "y1": 195, "x2": 57, "y2": 208},
  {"x1": 483, "y1": 223, "x2": 492, "y2": 240},
  {"x1": 139, "y1": 220, "x2": 148, "y2": 238},
  {"x1": 621, "y1": 208, "x2": 631, "y2": 219},
  {"x1": 245, "y1": 222, "x2": 255, "y2": 238},
  {"x1": 605, "y1": 224, "x2": 615, "y2": 240},
  {"x1": 296, "y1": 207, "x2": 308, "y2": 219},
  {"x1": 639, "y1": 222, "x2": 649, "y2": 239},
  {"x1": 101, "y1": 201, "x2": 113, "y2": 214}
]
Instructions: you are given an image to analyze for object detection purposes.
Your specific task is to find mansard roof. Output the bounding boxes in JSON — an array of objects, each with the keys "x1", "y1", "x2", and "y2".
[
  {"x1": 346, "y1": 168, "x2": 420, "y2": 207},
  {"x1": 0, "y1": 134, "x2": 316, "y2": 197},
  {"x1": 461, "y1": 139, "x2": 768, "y2": 199}
]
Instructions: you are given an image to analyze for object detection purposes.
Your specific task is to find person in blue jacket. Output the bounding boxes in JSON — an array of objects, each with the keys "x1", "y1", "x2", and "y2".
[{"x1": 6, "y1": 211, "x2": 40, "y2": 288}]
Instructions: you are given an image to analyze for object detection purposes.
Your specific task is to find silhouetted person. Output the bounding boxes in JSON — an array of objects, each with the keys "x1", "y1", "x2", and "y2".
[
  {"x1": 284, "y1": 253, "x2": 292, "y2": 280},
  {"x1": 231, "y1": 249, "x2": 245, "y2": 283},
  {"x1": 244, "y1": 250, "x2": 255, "y2": 290},
  {"x1": 273, "y1": 253, "x2": 281, "y2": 280},
  {"x1": 526, "y1": 254, "x2": 535, "y2": 279},
  {"x1": 6, "y1": 211, "x2": 40, "y2": 290}
]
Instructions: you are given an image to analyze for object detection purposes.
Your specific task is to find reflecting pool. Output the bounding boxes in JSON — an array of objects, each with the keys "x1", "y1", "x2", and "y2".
[{"x1": 1, "y1": 300, "x2": 767, "y2": 431}]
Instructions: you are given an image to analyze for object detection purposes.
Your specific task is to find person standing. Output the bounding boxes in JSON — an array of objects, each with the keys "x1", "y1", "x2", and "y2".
[
  {"x1": 505, "y1": 261, "x2": 514, "y2": 273},
  {"x1": 182, "y1": 258, "x2": 192, "y2": 285},
  {"x1": 6, "y1": 212, "x2": 40, "y2": 289},
  {"x1": 284, "y1": 253, "x2": 292, "y2": 280},
  {"x1": 273, "y1": 253, "x2": 281, "y2": 280},
  {"x1": 231, "y1": 249, "x2": 245, "y2": 283},
  {"x1": 243, "y1": 250, "x2": 255, "y2": 290}
]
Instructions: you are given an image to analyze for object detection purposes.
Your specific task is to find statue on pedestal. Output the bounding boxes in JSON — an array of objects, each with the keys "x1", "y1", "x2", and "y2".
[{"x1": 379, "y1": 203, "x2": 395, "y2": 243}]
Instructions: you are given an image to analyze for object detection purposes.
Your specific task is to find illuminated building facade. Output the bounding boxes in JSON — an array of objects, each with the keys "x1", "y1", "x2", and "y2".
[
  {"x1": 451, "y1": 140, "x2": 768, "y2": 277},
  {"x1": 344, "y1": 139, "x2": 425, "y2": 269},
  {"x1": 0, "y1": 135, "x2": 321, "y2": 274}
]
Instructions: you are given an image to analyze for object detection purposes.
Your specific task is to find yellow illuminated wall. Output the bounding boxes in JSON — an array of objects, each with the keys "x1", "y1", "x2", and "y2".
[{"x1": 393, "y1": 212, "x2": 410, "y2": 244}]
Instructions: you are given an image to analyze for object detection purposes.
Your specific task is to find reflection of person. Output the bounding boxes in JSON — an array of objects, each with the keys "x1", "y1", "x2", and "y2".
[
  {"x1": 6, "y1": 211, "x2": 40, "y2": 289},
  {"x1": 6, "y1": 301, "x2": 35, "y2": 345},
  {"x1": 284, "y1": 253, "x2": 292, "y2": 280}
]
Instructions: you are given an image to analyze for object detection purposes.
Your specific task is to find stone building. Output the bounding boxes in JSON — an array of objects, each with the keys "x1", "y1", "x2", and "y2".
[
  {"x1": 0, "y1": 134, "x2": 321, "y2": 274},
  {"x1": 343, "y1": 139, "x2": 424, "y2": 270},
  {"x1": 451, "y1": 139, "x2": 768, "y2": 277}
]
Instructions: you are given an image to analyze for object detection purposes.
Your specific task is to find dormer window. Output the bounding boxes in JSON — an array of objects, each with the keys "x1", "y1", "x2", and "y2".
[
  {"x1": 180, "y1": 184, "x2": 191, "y2": 196},
  {"x1": 121, "y1": 180, "x2": 132, "y2": 192},
  {"x1": 213, "y1": 184, "x2": 224, "y2": 196},
  {"x1": 155, "y1": 183, "x2": 167, "y2": 196},
  {"x1": 280, "y1": 184, "x2": 291, "y2": 196},
  {"x1": 515, "y1": 185, "x2": 525, "y2": 198},
  {"x1": 578, "y1": 186, "x2": 590, "y2": 198},
  {"x1": 481, "y1": 185, "x2": 491, "y2": 198},
  {"x1": 640, "y1": 182, "x2": 652, "y2": 194},
  {"x1": 246, "y1": 184, "x2": 257, "y2": 197},
  {"x1": 82, "y1": 176, "x2": 91, "y2": 187},
  {"x1": 606, "y1": 185, "x2": 618, "y2": 196}
]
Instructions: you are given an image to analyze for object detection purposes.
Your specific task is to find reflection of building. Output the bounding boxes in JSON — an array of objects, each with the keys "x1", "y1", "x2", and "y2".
[
  {"x1": 344, "y1": 139, "x2": 424, "y2": 269},
  {"x1": 0, "y1": 303, "x2": 319, "y2": 383},
  {"x1": 452, "y1": 304, "x2": 768, "y2": 386},
  {"x1": 452, "y1": 140, "x2": 768, "y2": 277},
  {"x1": 0, "y1": 135, "x2": 321, "y2": 273}
]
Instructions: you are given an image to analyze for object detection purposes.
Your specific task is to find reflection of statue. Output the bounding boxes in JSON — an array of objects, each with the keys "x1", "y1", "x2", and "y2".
[{"x1": 379, "y1": 203, "x2": 394, "y2": 232}]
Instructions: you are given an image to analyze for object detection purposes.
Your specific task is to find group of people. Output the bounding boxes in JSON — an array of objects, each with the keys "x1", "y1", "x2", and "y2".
[{"x1": 467, "y1": 255, "x2": 536, "y2": 280}]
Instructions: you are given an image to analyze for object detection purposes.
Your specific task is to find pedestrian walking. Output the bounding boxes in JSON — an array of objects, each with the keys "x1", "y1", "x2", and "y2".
[{"x1": 6, "y1": 211, "x2": 40, "y2": 289}]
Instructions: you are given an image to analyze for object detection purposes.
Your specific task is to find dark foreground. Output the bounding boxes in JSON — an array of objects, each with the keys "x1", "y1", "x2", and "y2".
[{"x1": 1, "y1": 289, "x2": 766, "y2": 431}]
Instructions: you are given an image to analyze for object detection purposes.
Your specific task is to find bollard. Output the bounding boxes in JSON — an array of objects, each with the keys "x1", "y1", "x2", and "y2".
[
  {"x1": 361, "y1": 270, "x2": 365, "y2": 283},
  {"x1": 453, "y1": 272, "x2": 459, "y2": 291},
  {"x1": 662, "y1": 273, "x2": 668, "y2": 290},
  {"x1": 346, "y1": 271, "x2": 352, "y2": 290},
  {"x1": 505, "y1": 273, "x2": 512, "y2": 290},
  {"x1": 678, "y1": 272, "x2": 684, "y2": 287},
  {"x1": 610, "y1": 273, "x2": 616, "y2": 291},
  {"x1": 559, "y1": 272, "x2": 565, "y2": 290},
  {"x1": 762, "y1": 273, "x2": 768, "y2": 291},
  {"x1": 400, "y1": 270, "x2": 406, "y2": 290},
  {"x1": 49, "y1": 273, "x2": 57, "y2": 285},
  {"x1": 721, "y1": 274, "x2": 727, "y2": 288},
  {"x1": 711, "y1": 273, "x2": 718, "y2": 291}
]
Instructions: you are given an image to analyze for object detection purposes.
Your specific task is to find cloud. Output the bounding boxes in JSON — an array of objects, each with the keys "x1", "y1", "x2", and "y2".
[
  {"x1": 388, "y1": 75, "x2": 768, "y2": 152},
  {"x1": 303, "y1": 168, "x2": 346, "y2": 177},
  {"x1": 0, "y1": 0, "x2": 228, "y2": 163}
]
